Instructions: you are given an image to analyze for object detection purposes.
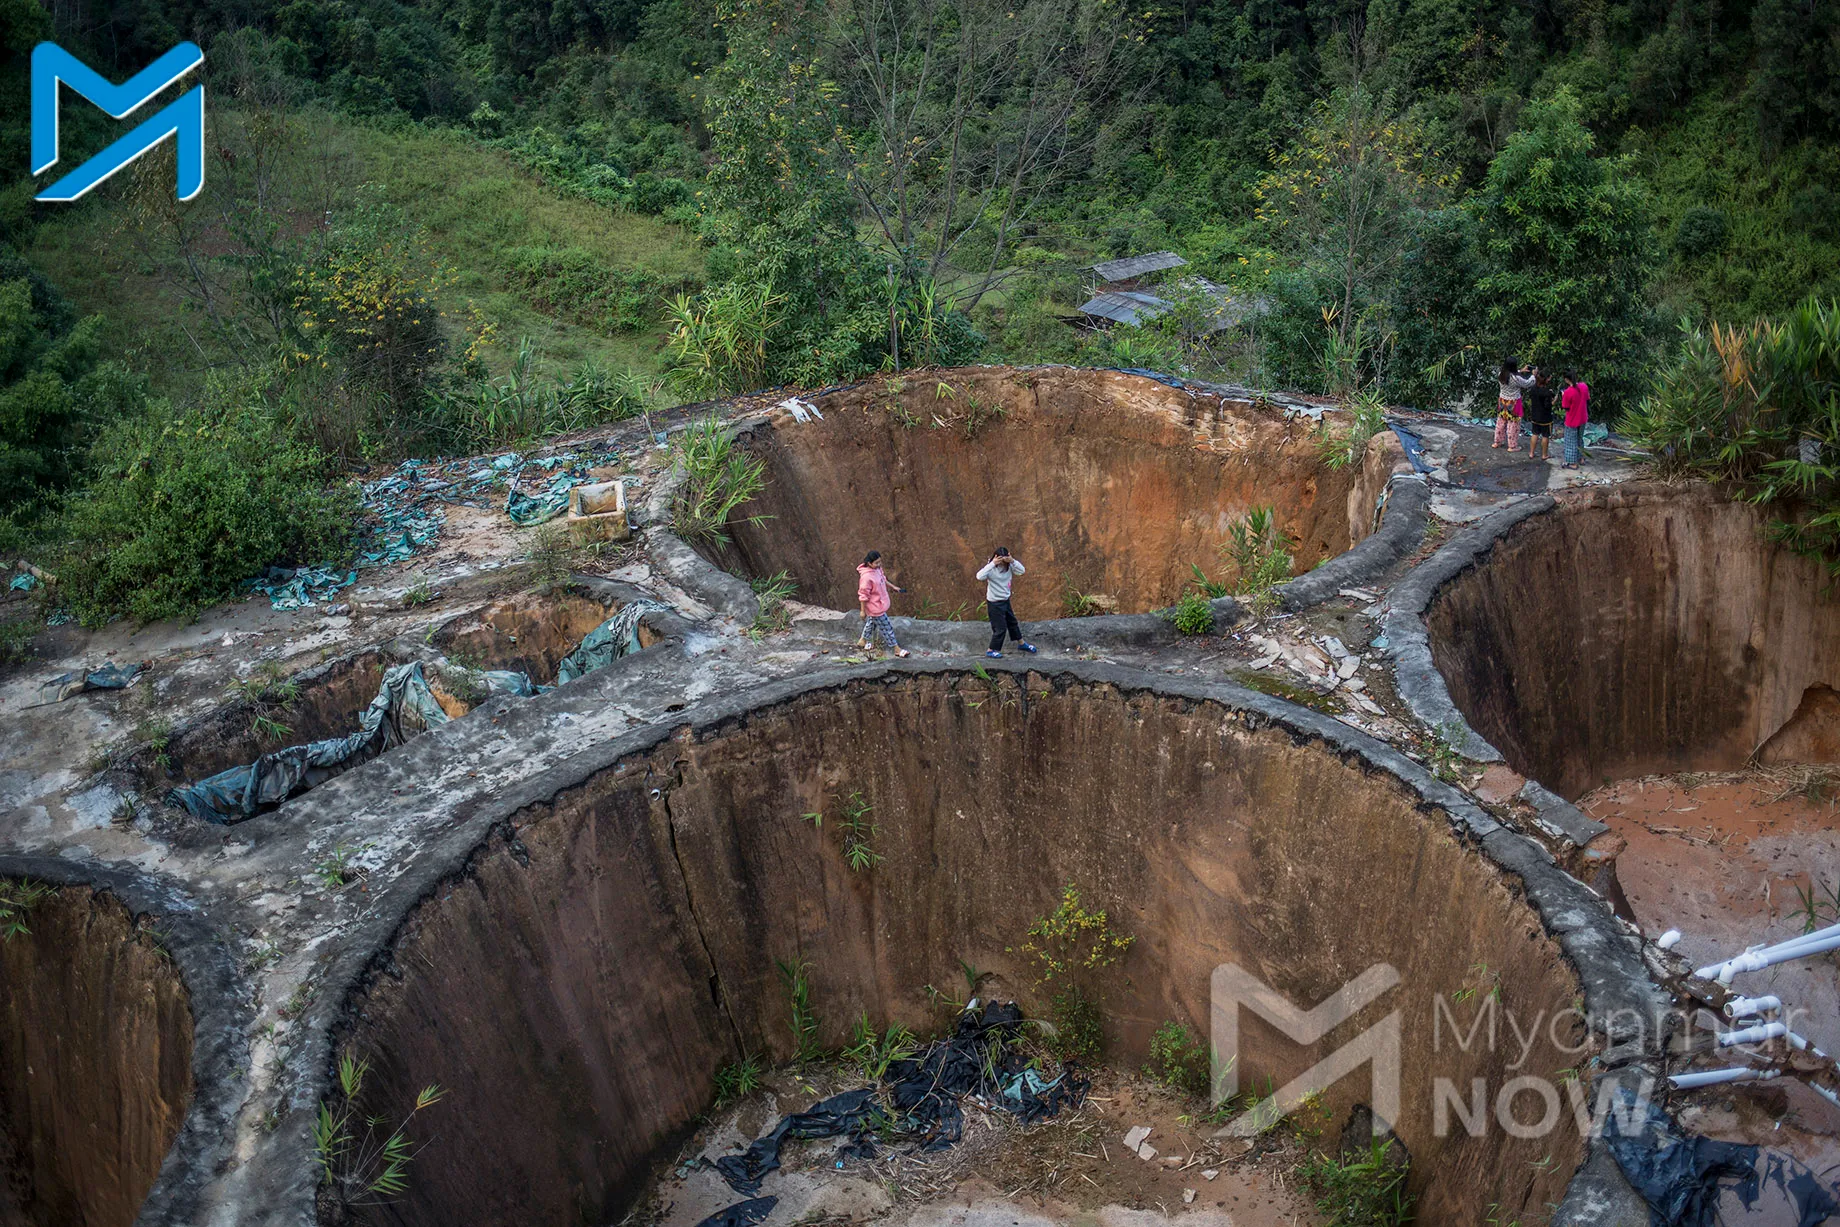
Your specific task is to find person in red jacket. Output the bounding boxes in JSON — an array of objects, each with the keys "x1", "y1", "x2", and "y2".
[
  {"x1": 1560, "y1": 372, "x2": 1590, "y2": 469},
  {"x1": 856, "y1": 550, "x2": 910, "y2": 657}
]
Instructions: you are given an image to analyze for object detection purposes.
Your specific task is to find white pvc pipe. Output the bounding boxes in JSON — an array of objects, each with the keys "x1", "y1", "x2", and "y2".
[
  {"x1": 1670, "y1": 1067, "x2": 1780, "y2": 1089},
  {"x1": 1723, "y1": 995, "x2": 1782, "y2": 1019},
  {"x1": 1757, "y1": 928, "x2": 1840, "y2": 961},
  {"x1": 1697, "y1": 922, "x2": 1840, "y2": 979},
  {"x1": 1658, "y1": 929, "x2": 1683, "y2": 950},
  {"x1": 1788, "y1": 1031, "x2": 1830, "y2": 1059},
  {"x1": 1704, "y1": 933, "x2": 1840, "y2": 983},
  {"x1": 1718, "y1": 1022, "x2": 1788, "y2": 1046}
]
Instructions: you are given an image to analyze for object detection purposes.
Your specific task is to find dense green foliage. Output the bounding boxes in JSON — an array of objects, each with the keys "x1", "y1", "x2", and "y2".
[
  {"x1": 0, "y1": 0, "x2": 1838, "y2": 620},
  {"x1": 57, "y1": 391, "x2": 358, "y2": 625},
  {"x1": 1473, "y1": 92, "x2": 1661, "y2": 408},
  {"x1": 1627, "y1": 295, "x2": 1840, "y2": 573}
]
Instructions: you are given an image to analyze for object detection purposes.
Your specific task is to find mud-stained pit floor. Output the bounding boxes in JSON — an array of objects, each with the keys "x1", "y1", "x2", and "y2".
[
  {"x1": 697, "y1": 368, "x2": 1396, "y2": 622},
  {"x1": 334, "y1": 671, "x2": 1589, "y2": 1227},
  {"x1": 640, "y1": 1066, "x2": 1322, "y2": 1227},
  {"x1": 1578, "y1": 767, "x2": 1840, "y2": 1199}
]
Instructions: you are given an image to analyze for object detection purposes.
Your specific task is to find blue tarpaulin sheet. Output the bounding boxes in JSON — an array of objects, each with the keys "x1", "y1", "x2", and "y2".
[
  {"x1": 38, "y1": 661, "x2": 144, "y2": 703},
  {"x1": 556, "y1": 600, "x2": 671, "y2": 683},
  {"x1": 248, "y1": 566, "x2": 356, "y2": 611},
  {"x1": 1389, "y1": 423, "x2": 1434, "y2": 474},
  {"x1": 247, "y1": 447, "x2": 623, "y2": 609},
  {"x1": 167, "y1": 662, "x2": 451, "y2": 822}
]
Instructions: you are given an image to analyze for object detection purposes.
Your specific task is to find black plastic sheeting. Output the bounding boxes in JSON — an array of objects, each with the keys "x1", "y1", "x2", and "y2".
[
  {"x1": 692, "y1": 1196, "x2": 777, "y2": 1227},
  {"x1": 1604, "y1": 1086, "x2": 1840, "y2": 1227},
  {"x1": 711, "y1": 1002, "x2": 1086, "y2": 1198}
]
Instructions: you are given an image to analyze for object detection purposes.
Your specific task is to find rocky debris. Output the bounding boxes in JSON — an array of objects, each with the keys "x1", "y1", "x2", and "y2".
[{"x1": 1238, "y1": 626, "x2": 1388, "y2": 717}]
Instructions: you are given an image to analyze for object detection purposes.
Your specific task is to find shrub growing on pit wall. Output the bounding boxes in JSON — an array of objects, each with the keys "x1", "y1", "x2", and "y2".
[
  {"x1": 55, "y1": 396, "x2": 357, "y2": 626},
  {"x1": 1017, "y1": 884, "x2": 1135, "y2": 1062}
]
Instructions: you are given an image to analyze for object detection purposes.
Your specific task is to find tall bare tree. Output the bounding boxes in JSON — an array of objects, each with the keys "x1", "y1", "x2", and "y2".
[{"x1": 822, "y1": 0, "x2": 1144, "y2": 309}]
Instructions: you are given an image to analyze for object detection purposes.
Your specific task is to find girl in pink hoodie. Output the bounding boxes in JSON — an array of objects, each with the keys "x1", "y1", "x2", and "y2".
[
  {"x1": 856, "y1": 550, "x2": 910, "y2": 657},
  {"x1": 1560, "y1": 372, "x2": 1590, "y2": 469}
]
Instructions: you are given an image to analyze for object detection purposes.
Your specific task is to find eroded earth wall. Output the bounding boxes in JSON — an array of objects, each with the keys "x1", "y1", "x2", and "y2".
[
  {"x1": 345, "y1": 674, "x2": 1585, "y2": 1227},
  {"x1": 0, "y1": 886, "x2": 194, "y2": 1227},
  {"x1": 1427, "y1": 485, "x2": 1840, "y2": 798},
  {"x1": 711, "y1": 369, "x2": 1368, "y2": 619}
]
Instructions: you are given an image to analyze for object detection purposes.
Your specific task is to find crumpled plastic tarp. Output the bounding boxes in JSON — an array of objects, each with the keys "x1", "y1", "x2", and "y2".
[
  {"x1": 556, "y1": 599, "x2": 671, "y2": 684},
  {"x1": 506, "y1": 471, "x2": 592, "y2": 526},
  {"x1": 694, "y1": 1197, "x2": 777, "y2": 1227},
  {"x1": 38, "y1": 661, "x2": 144, "y2": 703},
  {"x1": 713, "y1": 1001, "x2": 1085, "y2": 1196},
  {"x1": 1389, "y1": 423, "x2": 1433, "y2": 474},
  {"x1": 167, "y1": 662, "x2": 456, "y2": 823},
  {"x1": 469, "y1": 668, "x2": 538, "y2": 697},
  {"x1": 248, "y1": 566, "x2": 357, "y2": 611},
  {"x1": 1602, "y1": 1086, "x2": 1761, "y2": 1227},
  {"x1": 9, "y1": 572, "x2": 37, "y2": 591},
  {"x1": 247, "y1": 448, "x2": 620, "y2": 609}
]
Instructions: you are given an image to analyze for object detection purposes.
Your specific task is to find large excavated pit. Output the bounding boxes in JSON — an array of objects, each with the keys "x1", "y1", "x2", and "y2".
[
  {"x1": 1425, "y1": 484, "x2": 1840, "y2": 799},
  {"x1": 0, "y1": 884, "x2": 193, "y2": 1227},
  {"x1": 156, "y1": 584, "x2": 661, "y2": 789},
  {"x1": 341, "y1": 670, "x2": 1590, "y2": 1227},
  {"x1": 698, "y1": 368, "x2": 1394, "y2": 621},
  {"x1": 426, "y1": 586, "x2": 664, "y2": 681}
]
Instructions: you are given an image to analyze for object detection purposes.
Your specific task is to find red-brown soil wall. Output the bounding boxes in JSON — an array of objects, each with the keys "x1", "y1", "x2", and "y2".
[
  {"x1": 1427, "y1": 484, "x2": 1840, "y2": 798},
  {"x1": 0, "y1": 887, "x2": 193, "y2": 1227},
  {"x1": 345, "y1": 674, "x2": 1584, "y2": 1227},
  {"x1": 708, "y1": 368, "x2": 1380, "y2": 620}
]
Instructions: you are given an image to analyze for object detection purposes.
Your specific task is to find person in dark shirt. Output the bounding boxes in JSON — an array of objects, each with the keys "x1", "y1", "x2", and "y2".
[{"x1": 1523, "y1": 368, "x2": 1557, "y2": 461}]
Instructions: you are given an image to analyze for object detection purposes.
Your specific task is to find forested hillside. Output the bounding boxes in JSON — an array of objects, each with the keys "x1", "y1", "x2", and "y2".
[{"x1": 0, "y1": 0, "x2": 1835, "y2": 622}]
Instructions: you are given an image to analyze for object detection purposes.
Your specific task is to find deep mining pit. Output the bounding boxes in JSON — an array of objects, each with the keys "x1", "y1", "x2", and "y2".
[
  {"x1": 698, "y1": 368, "x2": 1395, "y2": 621},
  {"x1": 158, "y1": 584, "x2": 658, "y2": 788},
  {"x1": 428, "y1": 585, "x2": 663, "y2": 681},
  {"x1": 0, "y1": 884, "x2": 193, "y2": 1227},
  {"x1": 1425, "y1": 484, "x2": 1840, "y2": 799},
  {"x1": 340, "y1": 669, "x2": 1590, "y2": 1227}
]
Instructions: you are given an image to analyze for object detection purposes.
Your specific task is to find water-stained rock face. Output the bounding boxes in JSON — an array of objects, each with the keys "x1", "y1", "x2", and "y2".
[
  {"x1": 1427, "y1": 484, "x2": 1840, "y2": 798},
  {"x1": 343, "y1": 670, "x2": 1585, "y2": 1227},
  {"x1": 699, "y1": 367, "x2": 1387, "y2": 620},
  {"x1": 0, "y1": 885, "x2": 194, "y2": 1227}
]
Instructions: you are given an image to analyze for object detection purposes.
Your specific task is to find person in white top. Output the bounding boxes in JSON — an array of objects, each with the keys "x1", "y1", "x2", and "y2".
[
  {"x1": 976, "y1": 547, "x2": 1038, "y2": 658},
  {"x1": 1493, "y1": 357, "x2": 1535, "y2": 450}
]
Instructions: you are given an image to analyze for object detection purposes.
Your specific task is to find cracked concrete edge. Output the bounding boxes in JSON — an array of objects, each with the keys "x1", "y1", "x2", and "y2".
[
  {"x1": 219, "y1": 658, "x2": 1671, "y2": 1226},
  {"x1": 791, "y1": 608, "x2": 1188, "y2": 652},
  {"x1": 1380, "y1": 495, "x2": 1558, "y2": 761},
  {"x1": 0, "y1": 853, "x2": 251, "y2": 1227},
  {"x1": 678, "y1": 454, "x2": 1428, "y2": 656},
  {"x1": 1550, "y1": 1064, "x2": 1664, "y2": 1227},
  {"x1": 1379, "y1": 493, "x2": 1611, "y2": 851},
  {"x1": 641, "y1": 455, "x2": 763, "y2": 626},
  {"x1": 1521, "y1": 779, "x2": 1611, "y2": 846},
  {"x1": 1276, "y1": 473, "x2": 1431, "y2": 611}
]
